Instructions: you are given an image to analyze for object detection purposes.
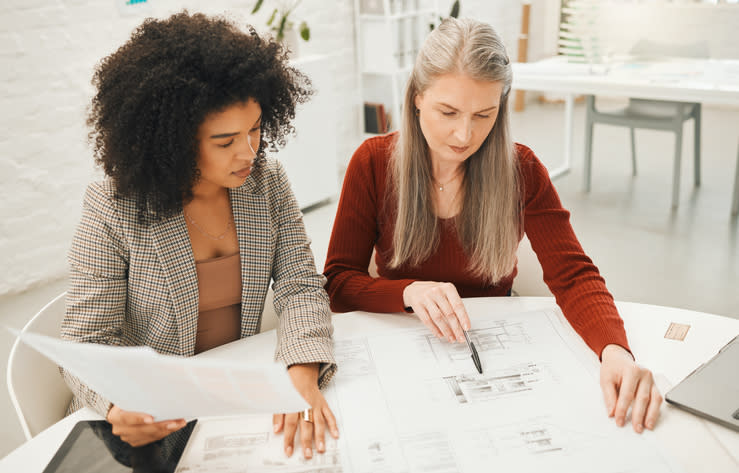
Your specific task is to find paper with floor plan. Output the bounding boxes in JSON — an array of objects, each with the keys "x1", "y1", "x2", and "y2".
[
  {"x1": 175, "y1": 414, "x2": 342, "y2": 473},
  {"x1": 321, "y1": 310, "x2": 682, "y2": 473},
  {"x1": 12, "y1": 330, "x2": 308, "y2": 419}
]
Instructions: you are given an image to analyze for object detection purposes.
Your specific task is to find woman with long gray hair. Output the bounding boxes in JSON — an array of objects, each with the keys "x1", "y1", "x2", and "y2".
[{"x1": 324, "y1": 18, "x2": 661, "y2": 434}]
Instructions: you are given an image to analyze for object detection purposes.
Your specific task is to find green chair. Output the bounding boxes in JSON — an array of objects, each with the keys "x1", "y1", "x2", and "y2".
[{"x1": 583, "y1": 40, "x2": 709, "y2": 209}]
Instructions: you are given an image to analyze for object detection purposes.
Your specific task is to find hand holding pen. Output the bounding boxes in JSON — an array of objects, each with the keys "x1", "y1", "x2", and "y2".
[
  {"x1": 402, "y1": 281, "x2": 483, "y2": 373},
  {"x1": 402, "y1": 281, "x2": 471, "y2": 343}
]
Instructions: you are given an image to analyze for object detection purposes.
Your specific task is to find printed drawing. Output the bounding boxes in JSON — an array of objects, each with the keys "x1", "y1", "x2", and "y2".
[
  {"x1": 443, "y1": 362, "x2": 545, "y2": 403},
  {"x1": 427, "y1": 320, "x2": 531, "y2": 363}
]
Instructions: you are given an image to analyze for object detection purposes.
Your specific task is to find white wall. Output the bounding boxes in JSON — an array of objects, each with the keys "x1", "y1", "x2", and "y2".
[
  {"x1": 0, "y1": 0, "x2": 359, "y2": 295},
  {"x1": 595, "y1": 2, "x2": 739, "y2": 59},
  {"x1": 6, "y1": 0, "x2": 731, "y2": 295},
  {"x1": 438, "y1": 0, "x2": 561, "y2": 62}
]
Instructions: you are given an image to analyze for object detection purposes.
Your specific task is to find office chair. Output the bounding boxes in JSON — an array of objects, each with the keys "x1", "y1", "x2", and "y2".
[
  {"x1": 259, "y1": 286, "x2": 278, "y2": 333},
  {"x1": 7, "y1": 292, "x2": 73, "y2": 440},
  {"x1": 512, "y1": 235, "x2": 551, "y2": 297},
  {"x1": 583, "y1": 40, "x2": 709, "y2": 208}
]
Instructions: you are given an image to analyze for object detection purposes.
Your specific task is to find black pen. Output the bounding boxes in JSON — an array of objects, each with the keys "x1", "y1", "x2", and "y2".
[{"x1": 463, "y1": 329, "x2": 483, "y2": 374}]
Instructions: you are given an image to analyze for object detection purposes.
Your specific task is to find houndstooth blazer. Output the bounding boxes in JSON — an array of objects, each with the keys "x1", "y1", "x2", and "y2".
[{"x1": 61, "y1": 156, "x2": 336, "y2": 417}]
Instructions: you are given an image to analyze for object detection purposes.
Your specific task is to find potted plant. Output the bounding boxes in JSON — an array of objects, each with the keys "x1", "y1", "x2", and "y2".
[
  {"x1": 252, "y1": 0, "x2": 310, "y2": 54},
  {"x1": 430, "y1": 0, "x2": 460, "y2": 30}
]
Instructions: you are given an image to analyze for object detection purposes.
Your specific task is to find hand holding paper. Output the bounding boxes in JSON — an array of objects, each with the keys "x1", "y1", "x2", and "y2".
[{"x1": 12, "y1": 329, "x2": 309, "y2": 420}]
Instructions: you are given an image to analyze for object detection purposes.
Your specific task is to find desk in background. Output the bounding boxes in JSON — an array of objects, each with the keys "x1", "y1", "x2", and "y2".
[
  {"x1": 2, "y1": 297, "x2": 737, "y2": 472},
  {"x1": 511, "y1": 56, "x2": 739, "y2": 180}
]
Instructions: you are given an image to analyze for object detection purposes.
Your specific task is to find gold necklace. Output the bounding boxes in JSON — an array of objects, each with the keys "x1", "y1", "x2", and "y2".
[
  {"x1": 436, "y1": 179, "x2": 464, "y2": 218},
  {"x1": 433, "y1": 169, "x2": 463, "y2": 192},
  {"x1": 184, "y1": 210, "x2": 233, "y2": 241}
]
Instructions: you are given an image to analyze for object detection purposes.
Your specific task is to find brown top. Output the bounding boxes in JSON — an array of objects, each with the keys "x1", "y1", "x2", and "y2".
[{"x1": 194, "y1": 252, "x2": 242, "y2": 354}]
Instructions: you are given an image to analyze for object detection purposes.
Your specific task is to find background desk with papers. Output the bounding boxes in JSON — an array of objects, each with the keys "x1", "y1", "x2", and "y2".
[{"x1": 2, "y1": 297, "x2": 738, "y2": 472}]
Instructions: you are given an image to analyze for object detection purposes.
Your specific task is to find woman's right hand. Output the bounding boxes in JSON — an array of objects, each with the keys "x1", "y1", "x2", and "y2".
[
  {"x1": 402, "y1": 281, "x2": 470, "y2": 343},
  {"x1": 107, "y1": 405, "x2": 187, "y2": 447}
]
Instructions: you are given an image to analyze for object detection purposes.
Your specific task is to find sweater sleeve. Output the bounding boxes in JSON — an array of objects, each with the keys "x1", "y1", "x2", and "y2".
[
  {"x1": 324, "y1": 138, "x2": 416, "y2": 313},
  {"x1": 519, "y1": 146, "x2": 630, "y2": 357}
]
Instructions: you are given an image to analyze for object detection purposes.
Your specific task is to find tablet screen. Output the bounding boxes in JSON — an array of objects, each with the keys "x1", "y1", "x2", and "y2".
[{"x1": 43, "y1": 420, "x2": 197, "y2": 473}]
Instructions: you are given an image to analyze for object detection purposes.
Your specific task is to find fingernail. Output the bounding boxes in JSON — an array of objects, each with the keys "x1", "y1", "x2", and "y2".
[
  {"x1": 144, "y1": 417, "x2": 154, "y2": 424},
  {"x1": 646, "y1": 421, "x2": 654, "y2": 429},
  {"x1": 332, "y1": 429, "x2": 339, "y2": 437},
  {"x1": 617, "y1": 418, "x2": 624, "y2": 427},
  {"x1": 273, "y1": 424, "x2": 279, "y2": 433},
  {"x1": 304, "y1": 447, "x2": 312, "y2": 458},
  {"x1": 167, "y1": 422, "x2": 178, "y2": 429},
  {"x1": 636, "y1": 423, "x2": 643, "y2": 433},
  {"x1": 318, "y1": 441, "x2": 325, "y2": 451},
  {"x1": 286, "y1": 446, "x2": 293, "y2": 456}
]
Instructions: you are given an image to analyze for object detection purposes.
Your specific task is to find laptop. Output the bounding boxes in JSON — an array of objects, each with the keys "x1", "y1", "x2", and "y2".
[{"x1": 665, "y1": 334, "x2": 739, "y2": 432}]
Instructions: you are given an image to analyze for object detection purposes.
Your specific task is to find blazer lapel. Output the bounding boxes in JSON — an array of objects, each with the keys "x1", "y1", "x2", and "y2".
[
  {"x1": 150, "y1": 212, "x2": 199, "y2": 356},
  {"x1": 231, "y1": 184, "x2": 272, "y2": 337}
]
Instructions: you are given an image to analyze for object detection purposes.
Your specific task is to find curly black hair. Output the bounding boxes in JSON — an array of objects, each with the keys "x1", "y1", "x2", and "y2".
[{"x1": 87, "y1": 11, "x2": 312, "y2": 220}]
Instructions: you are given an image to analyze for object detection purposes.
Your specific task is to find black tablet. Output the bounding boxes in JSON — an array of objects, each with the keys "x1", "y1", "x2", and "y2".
[{"x1": 42, "y1": 420, "x2": 197, "y2": 473}]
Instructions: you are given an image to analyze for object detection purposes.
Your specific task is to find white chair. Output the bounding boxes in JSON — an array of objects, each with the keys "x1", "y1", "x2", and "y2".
[
  {"x1": 7, "y1": 292, "x2": 73, "y2": 440},
  {"x1": 259, "y1": 286, "x2": 278, "y2": 333},
  {"x1": 512, "y1": 235, "x2": 551, "y2": 297}
]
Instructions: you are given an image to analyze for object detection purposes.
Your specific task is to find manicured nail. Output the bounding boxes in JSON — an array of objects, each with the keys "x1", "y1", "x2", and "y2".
[
  {"x1": 167, "y1": 422, "x2": 178, "y2": 429},
  {"x1": 274, "y1": 424, "x2": 279, "y2": 433},
  {"x1": 144, "y1": 417, "x2": 154, "y2": 424},
  {"x1": 304, "y1": 447, "x2": 312, "y2": 458},
  {"x1": 636, "y1": 423, "x2": 643, "y2": 433},
  {"x1": 285, "y1": 445, "x2": 293, "y2": 457},
  {"x1": 646, "y1": 421, "x2": 654, "y2": 429},
  {"x1": 318, "y1": 441, "x2": 325, "y2": 451}
]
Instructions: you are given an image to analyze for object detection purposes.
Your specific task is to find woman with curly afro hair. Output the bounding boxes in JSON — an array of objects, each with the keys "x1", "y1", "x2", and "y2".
[{"x1": 61, "y1": 11, "x2": 337, "y2": 457}]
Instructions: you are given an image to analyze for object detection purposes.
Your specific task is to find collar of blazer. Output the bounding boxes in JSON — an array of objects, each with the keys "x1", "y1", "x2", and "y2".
[{"x1": 149, "y1": 172, "x2": 271, "y2": 356}]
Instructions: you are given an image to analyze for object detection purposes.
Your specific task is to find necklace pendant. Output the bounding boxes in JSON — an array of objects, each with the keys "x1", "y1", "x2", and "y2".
[{"x1": 439, "y1": 186, "x2": 444, "y2": 191}]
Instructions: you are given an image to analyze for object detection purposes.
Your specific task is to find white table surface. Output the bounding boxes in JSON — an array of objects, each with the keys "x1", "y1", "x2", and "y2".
[
  {"x1": 2, "y1": 297, "x2": 738, "y2": 472},
  {"x1": 511, "y1": 56, "x2": 739, "y2": 179}
]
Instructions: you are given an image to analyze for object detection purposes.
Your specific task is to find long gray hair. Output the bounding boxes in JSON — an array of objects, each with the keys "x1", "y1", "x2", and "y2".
[{"x1": 387, "y1": 17, "x2": 520, "y2": 284}]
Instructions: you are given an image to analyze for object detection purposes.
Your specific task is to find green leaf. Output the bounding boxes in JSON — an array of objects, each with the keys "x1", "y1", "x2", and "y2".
[
  {"x1": 267, "y1": 8, "x2": 278, "y2": 26},
  {"x1": 277, "y1": 15, "x2": 288, "y2": 41},
  {"x1": 450, "y1": 0, "x2": 460, "y2": 18},
  {"x1": 251, "y1": 0, "x2": 263, "y2": 14},
  {"x1": 299, "y1": 21, "x2": 310, "y2": 41}
]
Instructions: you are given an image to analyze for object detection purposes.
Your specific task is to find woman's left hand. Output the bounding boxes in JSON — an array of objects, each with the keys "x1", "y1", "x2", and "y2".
[
  {"x1": 600, "y1": 344, "x2": 663, "y2": 433},
  {"x1": 272, "y1": 363, "x2": 339, "y2": 459}
]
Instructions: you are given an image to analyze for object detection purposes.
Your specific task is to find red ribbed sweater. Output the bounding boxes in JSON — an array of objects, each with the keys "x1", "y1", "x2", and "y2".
[{"x1": 324, "y1": 133, "x2": 629, "y2": 356}]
